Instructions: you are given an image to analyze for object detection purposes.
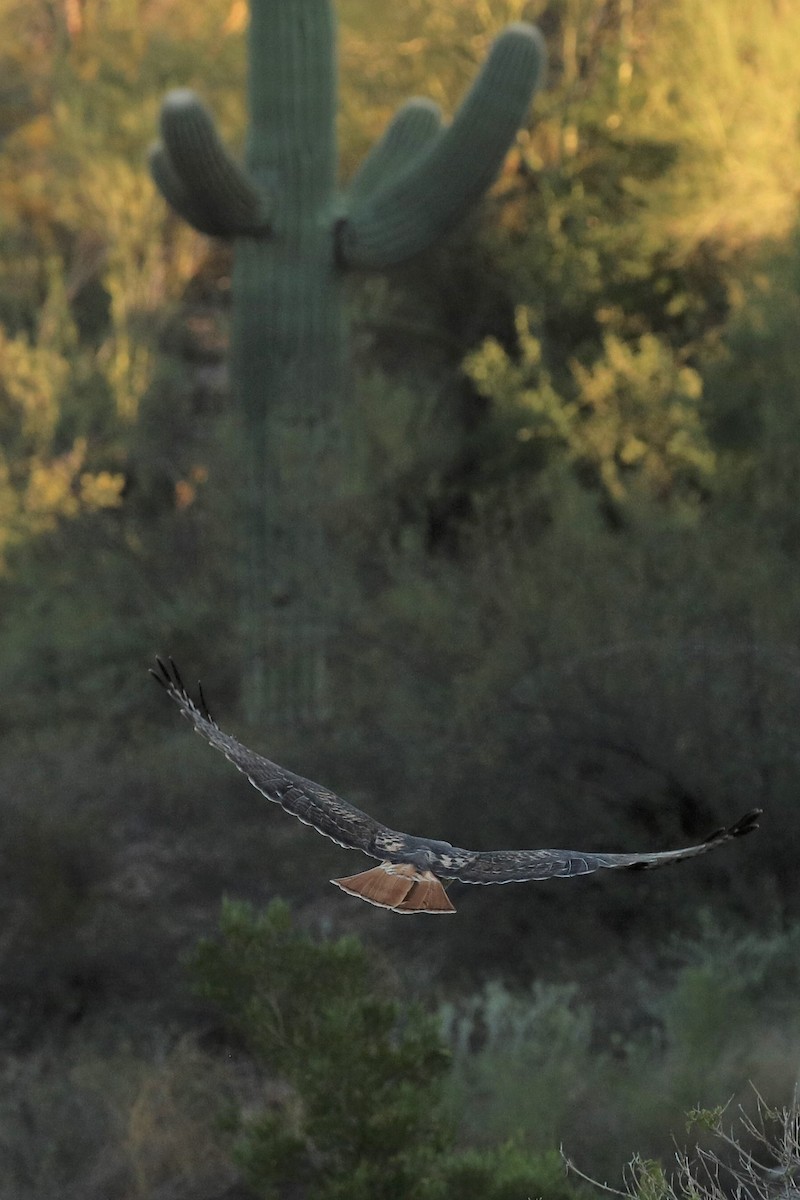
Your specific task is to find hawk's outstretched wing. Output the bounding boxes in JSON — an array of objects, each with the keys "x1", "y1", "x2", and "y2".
[
  {"x1": 151, "y1": 658, "x2": 761, "y2": 914},
  {"x1": 151, "y1": 657, "x2": 402, "y2": 856},
  {"x1": 428, "y1": 810, "x2": 762, "y2": 885}
]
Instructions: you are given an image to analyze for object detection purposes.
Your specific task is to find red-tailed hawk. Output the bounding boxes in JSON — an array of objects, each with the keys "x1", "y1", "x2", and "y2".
[{"x1": 152, "y1": 658, "x2": 761, "y2": 914}]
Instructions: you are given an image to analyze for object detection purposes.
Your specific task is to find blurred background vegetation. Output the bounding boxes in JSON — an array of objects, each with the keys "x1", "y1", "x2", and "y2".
[{"x1": 2, "y1": 0, "x2": 800, "y2": 1195}]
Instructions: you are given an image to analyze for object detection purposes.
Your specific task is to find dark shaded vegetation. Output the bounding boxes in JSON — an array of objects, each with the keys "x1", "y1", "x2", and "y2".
[
  {"x1": 187, "y1": 899, "x2": 582, "y2": 1199},
  {"x1": 2, "y1": 0, "x2": 800, "y2": 1195}
]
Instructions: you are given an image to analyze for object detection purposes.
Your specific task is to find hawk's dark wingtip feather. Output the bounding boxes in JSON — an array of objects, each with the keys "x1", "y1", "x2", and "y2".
[
  {"x1": 150, "y1": 656, "x2": 169, "y2": 688},
  {"x1": 197, "y1": 680, "x2": 212, "y2": 722},
  {"x1": 168, "y1": 656, "x2": 186, "y2": 694},
  {"x1": 151, "y1": 656, "x2": 219, "y2": 730},
  {"x1": 702, "y1": 807, "x2": 762, "y2": 846},
  {"x1": 731, "y1": 808, "x2": 762, "y2": 836}
]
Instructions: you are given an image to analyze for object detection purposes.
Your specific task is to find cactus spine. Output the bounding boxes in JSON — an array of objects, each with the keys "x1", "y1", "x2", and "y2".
[{"x1": 151, "y1": 0, "x2": 545, "y2": 723}]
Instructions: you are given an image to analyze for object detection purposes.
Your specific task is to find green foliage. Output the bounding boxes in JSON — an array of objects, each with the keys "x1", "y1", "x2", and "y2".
[
  {"x1": 625, "y1": 1158, "x2": 673, "y2": 1200},
  {"x1": 649, "y1": 913, "x2": 800, "y2": 1104},
  {"x1": 441, "y1": 981, "x2": 596, "y2": 1150},
  {"x1": 190, "y1": 899, "x2": 594, "y2": 1200},
  {"x1": 4, "y1": 2, "x2": 800, "y2": 1190},
  {"x1": 0, "y1": 1033, "x2": 244, "y2": 1200},
  {"x1": 431, "y1": 1146, "x2": 582, "y2": 1200},
  {"x1": 631, "y1": 0, "x2": 800, "y2": 248},
  {"x1": 0, "y1": 262, "x2": 124, "y2": 565},
  {"x1": 705, "y1": 230, "x2": 800, "y2": 547},
  {"x1": 465, "y1": 307, "x2": 714, "y2": 515},
  {"x1": 438, "y1": 918, "x2": 800, "y2": 1184},
  {"x1": 191, "y1": 898, "x2": 452, "y2": 1199},
  {"x1": 0, "y1": 0, "x2": 237, "y2": 582}
]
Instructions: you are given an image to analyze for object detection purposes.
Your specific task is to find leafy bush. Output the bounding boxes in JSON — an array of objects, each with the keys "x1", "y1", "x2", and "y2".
[
  {"x1": 465, "y1": 309, "x2": 714, "y2": 514},
  {"x1": 432, "y1": 1146, "x2": 583, "y2": 1200},
  {"x1": 438, "y1": 917, "x2": 800, "y2": 1183},
  {"x1": 190, "y1": 898, "x2": 588, "y2": 1200},
  {"x1": 191, "y1": 898, "x2": 452, "y2": 1200},
  {"x1": 0, "y1": 1033, "x2": 243, "y2": 1200},
  {"x1": 441, "y1": 981, "x2": 596, "y2": 1151}
]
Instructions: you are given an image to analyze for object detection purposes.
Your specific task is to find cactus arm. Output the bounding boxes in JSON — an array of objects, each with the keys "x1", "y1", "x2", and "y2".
[
  {"x1": 153, "y1": 89, "x2": 271, "y2": 237},
  {"x1": 338, "y1": 23, "x2": 545, "y2": 270},
  {"x1": 148, "y1": 143, "x2": 235, "y2": 237},
  {"x1": 347, "y1": 97, "x2": 442, "y2": 205}
]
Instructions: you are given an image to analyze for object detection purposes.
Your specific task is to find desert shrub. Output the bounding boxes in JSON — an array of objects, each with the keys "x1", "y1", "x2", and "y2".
[
  {"x1": 0, "y1": 1043, "x2": 121, "y2": 1200},
  {"x1": 649, "y1": 914, "x2": 800, "y2": 1107},
  {"x1": 571, "y1": 1091, "x2": 800, "y2": 1200},
  {"x1": 465, "y1": 313, "x2": 715, "y2": 514},
  {"x1": 437, "y1": 917, "x2": 800, "y2": 1184},
  {"x1": 0, "y1": 1032, "x2": 242, "y2": 1200},
  {"x1": 190, "y1": 897, "x2": 452, "y2": 1200},
  {"x1": 190, "y1": 898, "x2": 590, "y2": 1200},
  {"x1": 440, "y1": 981, "x2": 597, "y2": 1150},
  {"x1": 431, "y1": 1146, "x2": 584, "y2": 1200}
]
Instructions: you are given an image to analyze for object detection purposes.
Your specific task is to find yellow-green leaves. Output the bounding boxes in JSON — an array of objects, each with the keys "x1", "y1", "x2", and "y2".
[
  {"x1": 0, "y1": 273, "x2": 123, "y2": 567},
  {"x1": 465, "y1": 306, "x2": 715, "y2": 512}
]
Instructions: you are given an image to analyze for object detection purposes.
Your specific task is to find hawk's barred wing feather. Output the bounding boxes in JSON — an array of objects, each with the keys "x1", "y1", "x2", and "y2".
[
  {"x1": 429, "y1": 807, "x2": 762, "y2": 885},
  {"x1": 150, "y1": 658, "x2": 397, "y2": 856}
]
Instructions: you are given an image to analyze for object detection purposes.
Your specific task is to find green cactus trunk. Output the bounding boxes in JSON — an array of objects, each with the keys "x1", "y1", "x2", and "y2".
[
  {"x1": 235, "y1": 0, "x2": 343, "y2": 722},
  {"x1": 150, "y1": 0, "x2": 545, "y2": 725}
]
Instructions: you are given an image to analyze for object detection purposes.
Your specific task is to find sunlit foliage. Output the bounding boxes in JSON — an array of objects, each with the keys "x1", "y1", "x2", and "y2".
[
  {"x1": 1, "y1": 2, "x2": 800, "y2": 1194},
  {"x1": 466, "y1": 308, "x2": 714, "y2": 511}
]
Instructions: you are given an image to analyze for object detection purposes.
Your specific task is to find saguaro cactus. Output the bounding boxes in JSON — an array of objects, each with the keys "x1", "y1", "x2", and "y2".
[{"x1": 150, "y1": 0, "x2": 545, "y2": 724}]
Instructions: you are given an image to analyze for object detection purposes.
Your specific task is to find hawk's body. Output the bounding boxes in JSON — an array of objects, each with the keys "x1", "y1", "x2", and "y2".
[{"x1": 152, "y1": 659, "x2": 761, "y2": 914}]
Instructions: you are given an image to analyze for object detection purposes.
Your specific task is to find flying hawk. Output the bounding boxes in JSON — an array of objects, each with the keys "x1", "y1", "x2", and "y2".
[{"x1": 151, "y1": 658, "x2": 761, "y2": 915}]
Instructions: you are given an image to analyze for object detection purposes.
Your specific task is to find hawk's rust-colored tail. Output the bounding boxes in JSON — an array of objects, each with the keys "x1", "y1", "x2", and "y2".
[{"x1": 331, "y1": 862, "x2": 456, "y2": 914}]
